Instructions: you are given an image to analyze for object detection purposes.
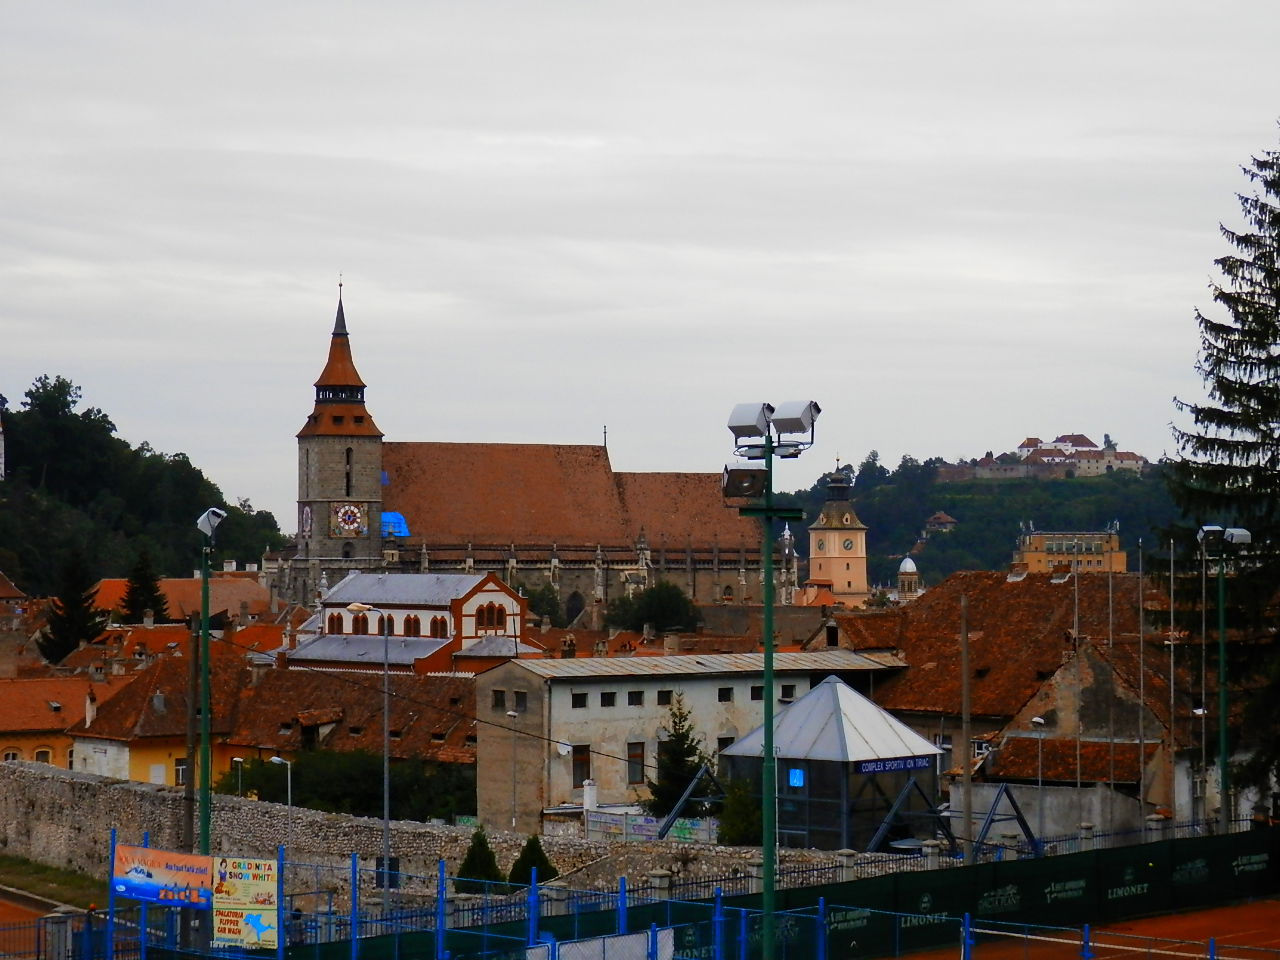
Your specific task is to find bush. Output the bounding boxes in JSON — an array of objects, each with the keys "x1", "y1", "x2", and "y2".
[
  {"x1": 507, "y1": 834, "x2": 558, "y2": 886},
  {"x1": 455, "y1": 828, "x2": 506, "y2": 893}
]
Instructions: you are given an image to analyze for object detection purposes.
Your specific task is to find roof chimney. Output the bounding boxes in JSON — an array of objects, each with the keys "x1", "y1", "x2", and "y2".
[
  {"x1": 143, "y1": 609, "x2": 154, "y2": 629},
  {"x1": 85, "y1": 690, "x2": 97, "y2": 727}
]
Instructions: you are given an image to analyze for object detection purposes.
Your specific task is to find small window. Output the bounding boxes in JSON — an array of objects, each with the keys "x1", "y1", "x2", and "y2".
[
  {"x1": 514, "y1": 690, "x2": 528, "y2": 712},
  {"x1": 465, "y1": 734, "x2": 477, "y2": 745},
  {"x1": 354, "y1": 416, "x2": 365, "y2": 424},
  {"x1": 492, "y1": 690, "x2": 507, "y2": 710},
  {"x1": 718, "y1": 687, "x2": 733, "y2": 703},
  {"x1": 627, "y1": 742, "x2": 645, "y2": 784},
  {"x1": 972, "y1": 741, "x2": 991, "y2": 759},
  {"x1": 332, "y1": 415, "x2": 345, "y2": 425},
  {"x1": 657, "y1": 689, "x2": 673, "y2": 706},
  {"x1": 349, "y1": 725, "x2": 363, "y2": 735},
  {"x1": 571, "y1": 692, "x2": 587, "y2": 709},
  {"x1": 431, "y1": 732, "x2": 445, "y2": 742},
  {"x1": 750, "y1": 685, "x2": 763, "y2": 701},
  {"x1": 780, "y1": 684, "x2": 796, "y2": 701},
  {"x1": 717, "y1": 736, "x2": 735, "y2": 753},
  {"x1": 278, "y1": 723, "x2": 292, "y2": 735},
  {"x1": 600, "y1": 691, "x2": 617, "y2": 708},
  {"x1": 174, "y1": 758, "x2": 189, "y2": 786},
  {"x1": 627, "y1": 690, "x2": 644, "y2": 706},
  {"x1": 1, "y1": 750, "x2": 18, "y2": 762},
  {"x1": 389, "y1": 730, "x2": 402, "y2": 740},
  {"x1": 34, "y1": 749, "x2": 51, "y2": 764},
  {"x1": 572, "y1": 745, "x2": 592, "y2": 787}
]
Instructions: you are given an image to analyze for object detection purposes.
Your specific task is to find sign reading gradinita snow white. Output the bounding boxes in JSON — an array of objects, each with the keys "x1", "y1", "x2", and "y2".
[
  {"x1": 1044, "y1": 879, "x2": 1087, "y2": 903},
  {"x1": 900, "y1": 892, "x2": 949, "y2": 929},
  {"x1": 1171, "y1": 858, "x2": 1210, "y2": 885},
  {"x1": 976, "y1": 884, "x2": 1021, "y2": 915},
  {"x1": 1106, "y1": 866, "x2": 1149, "y2": 900},
  {"x1": 1233, "y1": 853, "x2": 1268, "y2": 876}
]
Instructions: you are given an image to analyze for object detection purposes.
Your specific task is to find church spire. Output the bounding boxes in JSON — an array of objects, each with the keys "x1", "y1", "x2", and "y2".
[{"x1": 298, "y1": 288, "x2": 382, "y2": 438}]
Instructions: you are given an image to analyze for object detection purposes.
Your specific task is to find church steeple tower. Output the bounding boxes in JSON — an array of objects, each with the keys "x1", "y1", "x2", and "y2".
[
  {"x1": 806, "y1": 470, "x2": 870, "y2": 607},
  {"x1": 293, "y1": 288, "x2": 385, "y2": 599}
]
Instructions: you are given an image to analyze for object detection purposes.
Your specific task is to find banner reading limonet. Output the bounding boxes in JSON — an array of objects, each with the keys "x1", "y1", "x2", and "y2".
[
  {"x1": 212, "y1": 857, "x2": 279, "y2": 949},
  {"x1": 111, "y1": 845, "x2": 214, "y2": 908}
]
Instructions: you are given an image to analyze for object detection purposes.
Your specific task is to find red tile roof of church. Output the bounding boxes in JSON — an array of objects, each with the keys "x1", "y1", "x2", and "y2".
[{"x1": 383, "y1": 442, "x2": 758, "y2": 549}]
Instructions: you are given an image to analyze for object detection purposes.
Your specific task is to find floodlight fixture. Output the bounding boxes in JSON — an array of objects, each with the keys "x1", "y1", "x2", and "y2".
[
  {"x1": 722, "y1": 462, "x2": 768, "y2": 499},
  {"x1": 347, "y1": 602, "x2": 374, "y2": 613},
  {"x1": 1031, "y1": 716, "x2": 1045, "y2": 726},
  {"x1": 1197, "y1": 525, "x2": 1224, "y2": 549},
  {"x1": 197, "y1": 507, "x2": 227, "y2": 539},
  {"x1": 1224, "y1": 527, "x2": 1252, "y2": 546},
  {"x1": 769, "y1": 400, "x2": 821, "y2": 437},
  {"x1": 727, "y1": 402, "x2": 773, "y2": 442}
]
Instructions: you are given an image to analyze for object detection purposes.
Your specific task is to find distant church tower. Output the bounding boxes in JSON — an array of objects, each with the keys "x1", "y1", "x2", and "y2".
[
  {"x1": 806, "y1": 471, "x2": 870, "y2": 607},
  {"x1": 292, "y1": 288, "x2": 384, "y2": 601}
]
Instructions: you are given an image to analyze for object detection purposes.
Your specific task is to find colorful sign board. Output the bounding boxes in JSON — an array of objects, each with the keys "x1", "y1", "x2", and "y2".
[
  {"x1": 111, "y1": 845, "x2": 214, "y2": 909},
  {"x1": 212, "y1": 857, "x2": 279, "y2": 949}
]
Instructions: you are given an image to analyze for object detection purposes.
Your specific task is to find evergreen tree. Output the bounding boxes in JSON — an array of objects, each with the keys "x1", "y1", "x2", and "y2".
[
  {"x1": 644, "y1": 694, "x2": 710, "y2": 818},
  {"x1": 120, "y1": 549, "x2": 169, "y2": 623},
  {"x1": 715, "y1": 778, "x2": 762, "y2": 846},
  {"x1": 506, "y1": 834, "x2": 558, "y2": 887},
  {"x1": 1171, "y1": 133, "x2": 1280, "y2": 576},
  {"x1": 455, "y1": 828, "x2": 506, "y2": 893},
  {"x1": 39, "y1": 550, "x2": 107, "y2": 663}
]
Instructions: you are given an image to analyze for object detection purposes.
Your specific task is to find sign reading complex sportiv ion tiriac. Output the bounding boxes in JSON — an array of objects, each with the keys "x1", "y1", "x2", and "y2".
[{"x1": 212, "y1": 857, "x2": 279, "y2": 949}]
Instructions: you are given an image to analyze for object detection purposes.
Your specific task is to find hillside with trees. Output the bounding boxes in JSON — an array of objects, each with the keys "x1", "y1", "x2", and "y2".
[
  {"x1": 778, "y1": 451, "x2": 1180, "y2": 588},
  {"x1": 0, "y1": 375, "x2": 286, "y2": 597}
]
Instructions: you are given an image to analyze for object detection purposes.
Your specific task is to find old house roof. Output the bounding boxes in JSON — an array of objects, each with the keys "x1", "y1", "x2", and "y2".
[
  {"x1": 1052, "y1": 434, "x2": 1098, "y2": 448},
  {"x1": 93, "y1": 577, "x2": 272, "y2": 621},
  {"x1": 0, "y1": 676, "x2": 131, "y2": 733},
  {"x1": 322, "y1": 572, "x2": 495, "y2": 607},
  {"x1": 819, "y1": 571, "x2": 1150, "y2": 719},
  {"x1": 382, "y1": 442, "x2": 758, "y2": 550},
  {"x1": 226, "y1": 669, "x2": 475, "y2": 764},
  {"x1": 979, "y1": 735, "x2": 1158, "y2": 784},
  {"x1": 0, "y1": 570, "x2": 26, "y2": 601}
]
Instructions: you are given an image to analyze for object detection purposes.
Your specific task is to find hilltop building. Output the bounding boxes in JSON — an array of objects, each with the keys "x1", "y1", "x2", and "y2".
[
  {"x1": 275, "y1": 292, "x2": 771, "y2": 621},
  {"x1": 1013, "y1": 525, "x2": 1126, "y2": 573}
]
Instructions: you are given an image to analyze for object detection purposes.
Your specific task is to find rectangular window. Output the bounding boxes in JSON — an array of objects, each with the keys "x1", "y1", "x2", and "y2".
[
  {"x1": 571, "y1": 692, "x2": 587, "y2": 709},
  {"x1": 572, "y1": 745, "x2": 591, "y2": 787},
  {"x1": 34, "y1": 749, "x2": 51, "y2": 764},
  {"x1": 780, "y1": 684, "x2": 796, "y2": 701},
  {"x1": 717, "y1": 736, "x2": 735, "y2": 753},
  {"x1": 600, "y1": 691, "x2": 617, "y2": 707},
  {"x1": 750, "y1": 685, "x2": 763, "y2": 701},
  {"x1": 718, "y1": 687, "x2": 733, "y2": 703},
  {"x1": 627, "y1": 741, "x2": 645, "y2": 784},
  {"x1": 491, "y1": 690, "x2": 506, "y2": 711},
  {"x1": 657, "y1": 689, "x2": 673, "y2": 706},
  {"x1": 174, "y1": 757, "x2": 189, "y2": 786},
  {"x1": 514, "y1": 690, "x2": 528, "y2": 712},
  {"x1": 627, "y1": 690, "x2": 644, "y2": 706}
]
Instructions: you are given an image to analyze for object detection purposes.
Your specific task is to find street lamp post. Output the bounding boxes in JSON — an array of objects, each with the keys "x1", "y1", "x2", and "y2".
[
  {"x1": 1031, "y1": 716, "x2": 1046, "y2": 851},
  {"x1": 347, "y1": 602, "x2": 393, "y2": 891},
  {"x1": 724, "y1": 401, "x2": 819, "y2": 960},
  {"x1": 269, "y1": 756, "x2": 292, "y2": 851},
  {"x1": 195, "y1": 507, "x2": 226, "y2": 856},
  {"x1": 232, "y1": 757, "x2": 244, "y2": 798},
  {"x1": 506, "y1": 710, "x2": 519, "y2": 830},
  {"x1": 1198, "y1": 524, "x2": 1251, "y2": 831}
]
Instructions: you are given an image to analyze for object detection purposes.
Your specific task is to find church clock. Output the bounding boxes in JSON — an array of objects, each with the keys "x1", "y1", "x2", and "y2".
[{"x1": 331, "y1": 503, "x2": 367, "y2": 537}]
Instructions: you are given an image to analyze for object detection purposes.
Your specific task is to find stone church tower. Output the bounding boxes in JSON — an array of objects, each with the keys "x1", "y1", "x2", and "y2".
[
  {"x1": 806, "y1": 470, "x2": 870, "y2": 607},
  {"x1": 292, "y1": 289, "x2": 384, "y2": 601}
]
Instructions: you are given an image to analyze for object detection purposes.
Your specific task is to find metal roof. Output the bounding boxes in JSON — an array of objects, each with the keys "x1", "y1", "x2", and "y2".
[
  {"x1": 722, "y1": 675, "x2": 941, "y2": 763},
  {"x1": 288, "y1": 633, "x2": 448, "y2": 667},
  {"x1": 323, "y1": 572, "x2": 488, "y2": 607},
  {"x1": 458, "y1": 636, "x2": 544, "y2": 657},
  {"x1": 505, "y1": 649, "x2": 885, "y2": 680}
]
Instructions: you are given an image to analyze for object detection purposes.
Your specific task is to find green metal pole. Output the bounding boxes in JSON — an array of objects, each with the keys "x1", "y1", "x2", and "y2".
[
  {"x1": 1217, "y1": 558, "x2": 1228, "y2": 831},
  {"x1": 199, "y1": 543, "x2": 212, "y2": 854},
  {"x1": 761, "y1": 434, "x2": 776, "y2": 960}
]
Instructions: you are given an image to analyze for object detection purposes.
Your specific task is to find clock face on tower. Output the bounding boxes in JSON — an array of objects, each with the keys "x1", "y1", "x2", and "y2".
[
  {"x1": 816, "y1": 539, "x2": 825, "y2": 552},
  {"x1": 842, "y1": 538, "x2": 854, "y2": 551},
  {"x1": 331, "y1": 503, "x2": 367, "y2": 537}
]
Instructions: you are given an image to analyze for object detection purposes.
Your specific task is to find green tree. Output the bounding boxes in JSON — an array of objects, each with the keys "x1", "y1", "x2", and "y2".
[
  {"x1": 716, "y1": 778, "x2": 762, "y2": 846},
  {"x1": 120, "y1": 549, "x2": 169, "y2": 623},
  {"x1": 853, "y1": 450, "x2": 889, "y2": 494},
  {"x1": 606, "y1": 581, "x2": 699, "y2": 633},
  {"x1": 644, "y1": 694, "x2": 710, "y2": 818},
  {"x1": 523, "y1": 582, "x2": 565, "y2": 628},
  {"x1": 455, "y1": 828, "x2": 506, "y2": 893},
  {"x1": 507, "y1": 834, "x2": 558, "y2": 886},
  {"x1": 39, "y1": 550, "x2": 108, "y2": 663}
]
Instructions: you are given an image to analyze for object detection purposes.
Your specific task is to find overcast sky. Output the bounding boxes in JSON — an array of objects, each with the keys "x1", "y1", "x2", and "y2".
[{"x1": 5, "y1": 3, "x2": 1279, "y2": 531}]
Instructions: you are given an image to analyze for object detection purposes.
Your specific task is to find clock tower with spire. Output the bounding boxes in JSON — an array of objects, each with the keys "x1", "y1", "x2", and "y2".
[
  {"x1": 806, "y1": 470, "x2": 870, "y2": 607},
  {"x1": 293, "y1": 287, "x2": 384, "y2": 600}
]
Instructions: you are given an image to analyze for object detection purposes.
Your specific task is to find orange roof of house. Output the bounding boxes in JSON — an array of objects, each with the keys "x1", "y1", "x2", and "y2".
[
  {"x1": 981, "y1": 735, "x2": 1157, "y2": 784},
  {"x1": 93, "y1": 578, "x2": 271, "y2": 621},
  {"x1": 383, "y1": 442, "x2": 758, "y2": 549},
  {"x1": 0, "y1": 570, "x2": 26, "y2": 601},
  {"x1": 70, "y1": 657, "x2": 246, "y2": 742},
  {"x1": 0, "y1": 676, "x2": 132, "y2": 733}
]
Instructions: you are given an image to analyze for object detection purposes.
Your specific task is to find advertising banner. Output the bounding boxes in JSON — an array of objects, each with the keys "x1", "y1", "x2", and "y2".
[
  {"x1": 111, "y1": 845, "x2": 214, "y2": 909},
  {"x1": 212, "y1": 857, "x2": 280, "y2": 949}
]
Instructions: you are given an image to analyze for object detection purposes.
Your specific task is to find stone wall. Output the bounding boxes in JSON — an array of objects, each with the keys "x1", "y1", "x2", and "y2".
[{"x1": 0, "y1": 762, "x2": 829, "y2": 897}]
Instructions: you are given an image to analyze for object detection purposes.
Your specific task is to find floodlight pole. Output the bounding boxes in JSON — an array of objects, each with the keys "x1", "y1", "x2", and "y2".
[
  {"x1": 199, "y1": 539, "x2": 212, "y2": 854},
  {"x1": 1217, "y1": 555, "x2": 1228, "y2": 830},
  {"x1": 760, "y1": 431, "x2": 777, "y2": 940}
]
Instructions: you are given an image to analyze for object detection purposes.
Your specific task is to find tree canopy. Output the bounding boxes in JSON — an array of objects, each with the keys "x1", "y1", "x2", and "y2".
[
  {"x1": 39, "y1": 550, "x2": 108, "y2": 663},
  {"x1": 644, "y1": 694, "x2": 711, "y2": 818},
  {"x1": 605, "y1": 581, "x2": 699, "y2": 633},
  {"x1": 0, "y1": 375, "x2": 286, "y2": 595}
]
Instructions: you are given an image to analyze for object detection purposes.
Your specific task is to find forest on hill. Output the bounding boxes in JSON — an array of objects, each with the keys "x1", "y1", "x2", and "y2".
[
  {"x1": 0, "y1": 376, "x2": 286, "y2": 597},
  {"x1": 777, "y1": 451, "x2": 1182, "y2": 588}
]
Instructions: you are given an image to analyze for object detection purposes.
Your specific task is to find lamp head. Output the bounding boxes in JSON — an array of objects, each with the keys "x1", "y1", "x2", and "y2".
[
  {"x1": 197, "y1": 507, "x2": 228, "y2": 538},
  {"x1": 232, "y1": 756, "x2": 244, "y2": 763},
  {"x1": 269, "y1": 756, "x2": 288, "y2": 766},
  {"x1": 722, "y1": 462, "x2": 768, "y2": 499},
  {"x1": 1224, "y1": 527, "x2": 1252, "y2": 546},
  {"x1": 1031, "y1": 716, "x2": 1046, "y2": 726},
  {"x1": 726, "y1": 403, "x2": 774, "y2": 441},
  {"x1": 347, "y1": 602, "x2": 375, "y2": 613},
  {"x1": 1197, "y1": 525, "x2": 1224, "y2": 550},
  {"x1": 506, "y1": 710, "x2": 519, "y2": 719},
  {"x1": 769, "y1": 400, "x2": 821, "y2": 437}
]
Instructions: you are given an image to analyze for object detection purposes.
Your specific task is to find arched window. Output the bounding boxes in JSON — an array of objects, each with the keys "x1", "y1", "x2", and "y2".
[
  {"x1": 345, "y1": 447, "x2": 353, "y2": 497},
  {"x1": 327, "y1": 613, "x2": 343, "y2": 634},
  {"x1": 430, "y1": 616, "x2": 448, "y2": 638},
  {"x1": 497, "y1": 606, "x2": 507, "y2": 630},
  {"x1": 376, "y1": 614, "x2": 388, "y2": 636},
  {"x1": 353, "y1": 613, "x2": 369, "y2": 634},
  {"x1": 342, "y1": 542, "x2": 353, "y2": 559},
  {"x1": 404, "y1": 615, "x2": 421, "y2": 637}
]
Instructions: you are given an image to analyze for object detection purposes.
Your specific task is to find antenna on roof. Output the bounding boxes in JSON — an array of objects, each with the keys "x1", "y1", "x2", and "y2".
[
  {"x1": 603, "y1": 425, "x2": 607, "y2": 448},
  {"x1": 338, "y1": 273, "x2": 343, "y2": 298}
]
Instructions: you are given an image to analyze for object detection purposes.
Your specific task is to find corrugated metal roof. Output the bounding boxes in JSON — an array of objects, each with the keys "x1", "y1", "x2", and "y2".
[
  {"x1": 458, "y1": 636, "x2": 543, "y2": 657},
  {"x1": 509, "y1": 649, "x2": 884, "y2": 679},
  {"x1": 723, "y1": 676, "x2": 941, "y2": 762},
  {"x1": 323, "y1": 572, "x2": 487, "y2": 606}
]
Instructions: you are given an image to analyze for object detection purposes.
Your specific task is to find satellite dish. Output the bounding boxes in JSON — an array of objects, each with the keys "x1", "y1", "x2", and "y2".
[{"x1": 556, "y1": 742, "x2": 572, "y2": 757}]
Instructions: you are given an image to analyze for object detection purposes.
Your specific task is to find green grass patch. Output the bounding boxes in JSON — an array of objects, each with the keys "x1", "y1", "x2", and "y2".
[{"x1": 0, "y1": 855, "x2": 109, "y2": 909}]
